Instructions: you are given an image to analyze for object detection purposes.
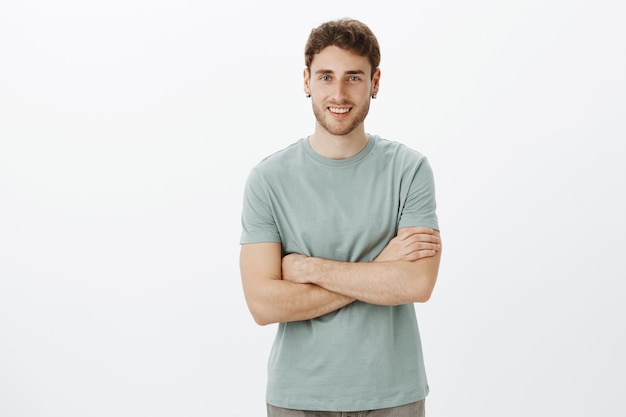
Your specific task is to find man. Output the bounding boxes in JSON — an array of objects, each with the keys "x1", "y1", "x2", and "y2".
[{"x1": 239, "y1": 18, "x2": 442, "y2": 417}]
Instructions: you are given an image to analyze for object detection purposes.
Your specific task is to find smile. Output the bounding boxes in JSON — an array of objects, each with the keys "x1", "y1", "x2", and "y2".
[{"x1": 329, "y1": 107, "x2": 351, "y2": 114}]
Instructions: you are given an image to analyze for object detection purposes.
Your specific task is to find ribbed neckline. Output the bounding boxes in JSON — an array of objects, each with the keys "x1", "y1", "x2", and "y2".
[{"x1": 301, "y1": 134, "x2": 378, "y2": 167}]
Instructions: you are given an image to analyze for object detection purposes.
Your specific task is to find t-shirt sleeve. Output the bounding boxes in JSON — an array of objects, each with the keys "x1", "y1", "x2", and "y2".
[
  {"x1": 397, "y1": 156, "x2": 439, "y2": 231},
  {"x1": 240, "y1": 167, "x2": 282, "y2": 244}
]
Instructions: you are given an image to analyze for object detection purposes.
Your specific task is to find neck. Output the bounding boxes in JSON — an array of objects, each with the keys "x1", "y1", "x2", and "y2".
[{"x1": 308, "y1": 126, "x2": 369, "y2": 160}]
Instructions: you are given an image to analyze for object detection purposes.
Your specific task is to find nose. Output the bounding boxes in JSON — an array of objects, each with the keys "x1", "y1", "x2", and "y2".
[{"x1": 331, "y1": 81, "x2": 347, "y2": 101}]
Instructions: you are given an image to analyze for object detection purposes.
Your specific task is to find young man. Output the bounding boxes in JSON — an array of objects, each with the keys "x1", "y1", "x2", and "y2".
[{"x1": 239, "y1": 18, "x2": 442, "y2": 417}]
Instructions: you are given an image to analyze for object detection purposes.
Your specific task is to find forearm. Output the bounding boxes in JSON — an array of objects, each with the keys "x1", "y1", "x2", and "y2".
[
  {"x1": 284, "y1": 254, "x2": 440, "y2": 306},
  {"x1": 244, "y1": 278, "x2": 354, "y2": 325}
]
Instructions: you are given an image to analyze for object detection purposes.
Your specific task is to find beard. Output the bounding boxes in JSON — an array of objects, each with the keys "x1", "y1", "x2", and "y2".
[{"x1": 312, "y1": 99, "x2": 371, "y2": 136}]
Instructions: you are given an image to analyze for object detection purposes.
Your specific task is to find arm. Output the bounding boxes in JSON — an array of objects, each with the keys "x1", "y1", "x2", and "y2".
[
  {"x1": 282, "y1": 227, "x2": 442, "y2": 306},
  {"x1": 374, "y1": 226, "x2": 441, "y2": 262},
  {"x1": 239, "y1": 242, "x2": 354, "y2": 326}
]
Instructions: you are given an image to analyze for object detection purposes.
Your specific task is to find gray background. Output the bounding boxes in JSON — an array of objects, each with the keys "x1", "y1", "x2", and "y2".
[{"x1": 1, "y1": 0, "x2": 624, "y2": 416}]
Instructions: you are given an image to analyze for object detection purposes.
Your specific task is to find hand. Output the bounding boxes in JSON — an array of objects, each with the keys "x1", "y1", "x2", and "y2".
[
  {"x1": 374, "y1": 227, "x2": 441, "y2": 262},
  {"x1": 281, "y1": 253, "x2": 312, "y2": 284}
]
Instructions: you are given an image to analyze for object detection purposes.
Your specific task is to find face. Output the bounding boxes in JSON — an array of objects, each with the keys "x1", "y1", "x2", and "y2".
[{"x1": 304, "y1": 46, "x2": 380, "y2": 137}]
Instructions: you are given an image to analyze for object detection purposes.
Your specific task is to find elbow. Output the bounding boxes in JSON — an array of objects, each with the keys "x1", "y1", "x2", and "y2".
[
  {"x1": 253, "y1": 317, "x2": 272, "y2": 326},
  {"x1": 251, "y1": 313, "x2": 274, "y2": 327},
  {"x1": 242, "y1": 286, "x2": 278, "y2": 326},
  {"x1": 248, "y1": 308, "x2": 270, "y2": 326},
  {"x1": 412, "y1": 275, "x2": 437, "y2": 303},
  {"x1": 247, "y1": 301, "x2": 277, "y2": 326},
  {"x1": 390, "y1": 285, "x2": 433, "y2": 306},
  {"x1": 414, "y1": 287, "x2": 433, "y2": 303}
]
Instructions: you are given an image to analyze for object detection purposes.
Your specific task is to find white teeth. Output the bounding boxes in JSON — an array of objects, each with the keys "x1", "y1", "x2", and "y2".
[{"x1": 329, "y1": 107, "x2": 349, "y2": 114}]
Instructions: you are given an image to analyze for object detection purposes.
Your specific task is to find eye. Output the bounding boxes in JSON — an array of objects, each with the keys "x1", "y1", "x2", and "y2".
[
  {"x1": 320, "y1": 75, "x2": 331, "y2": 81},
  {"x1": 348, "y1": 76, "x2": 360, "y2": 81}
]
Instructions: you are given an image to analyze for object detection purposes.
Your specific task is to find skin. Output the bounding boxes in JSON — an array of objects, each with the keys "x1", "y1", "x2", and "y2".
[{"x1": 239, "y1": 45, "x2": 442, "y2": 326}]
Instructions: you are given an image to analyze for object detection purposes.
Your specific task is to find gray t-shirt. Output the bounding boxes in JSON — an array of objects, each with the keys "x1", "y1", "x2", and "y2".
[{"x1": 240, "y1": 135, "x2": 439, "y2": 411}]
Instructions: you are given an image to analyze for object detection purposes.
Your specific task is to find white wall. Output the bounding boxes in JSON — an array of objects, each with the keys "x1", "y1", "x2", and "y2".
[{"x1": 1, "y1": 1, "x2": 624, "y2": 416}]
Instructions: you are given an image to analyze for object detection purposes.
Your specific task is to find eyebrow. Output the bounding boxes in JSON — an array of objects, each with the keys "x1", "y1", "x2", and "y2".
[{"x1": 315, "y1": 69, "x2": 367, "y2": 75}]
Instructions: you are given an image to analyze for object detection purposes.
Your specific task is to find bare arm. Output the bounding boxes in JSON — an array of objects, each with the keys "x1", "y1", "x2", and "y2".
[
  {"x1": 239, "y1": 242, "x2": 354, "y2": 326},
  {"x1": 282, "y1": 227, "x2": 442, "y2": 306},
  {"x1": 240, "y1": 227, "x2": 440, "y2": 324},
  {"x1": 373, "y1": 226, "x2": 441, "y2": 262}
]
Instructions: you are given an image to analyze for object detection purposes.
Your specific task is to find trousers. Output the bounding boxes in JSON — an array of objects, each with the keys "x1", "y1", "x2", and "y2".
[{"x1": 267, "y1": 400, "x2": 425, "y2": 417}]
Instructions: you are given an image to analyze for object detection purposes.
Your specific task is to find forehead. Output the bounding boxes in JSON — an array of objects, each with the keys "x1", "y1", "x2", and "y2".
[{"x1": 310, "y1": 45, "x2": 371, "y2": 75}]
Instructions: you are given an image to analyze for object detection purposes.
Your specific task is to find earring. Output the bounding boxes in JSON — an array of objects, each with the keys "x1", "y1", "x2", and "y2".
[
  {"x1": 306, "y1": 93, "x2": 311, "y2": 98},
  {"x1": 371, "y1": 94, "x2": 377, "y2": 99}
]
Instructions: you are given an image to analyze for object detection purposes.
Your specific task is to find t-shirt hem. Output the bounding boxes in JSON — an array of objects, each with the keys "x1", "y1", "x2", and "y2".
[{"x1": 266, "y1": 391, "x2": 428, "y2": 412}]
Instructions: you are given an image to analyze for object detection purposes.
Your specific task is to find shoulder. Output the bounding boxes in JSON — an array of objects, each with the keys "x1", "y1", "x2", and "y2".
[
  {"x1": 370, "y1": 135, "x2": 429, "y2": 166},
  {"x1": 249, "y1": 139, "x2": 306, "y2": 177}
]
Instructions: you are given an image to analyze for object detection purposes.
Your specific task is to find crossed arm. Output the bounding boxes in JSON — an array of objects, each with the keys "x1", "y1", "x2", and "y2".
[{"x1": 239, "y1": 227, "x2": 442, "y2": 326}]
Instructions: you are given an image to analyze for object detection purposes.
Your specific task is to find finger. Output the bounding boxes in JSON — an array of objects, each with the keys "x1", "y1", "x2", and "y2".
[
  {"x1": 398, "y1": 226, "x2": 437, "y2": 238},
  {"x1": 404, "y1": 240, "x2": 440, "y2": 253},
  {"x1": 405, "y1": 249, "x2": 438, "y2": 261},
  {"x1": 405, "y1": 234, "x2": 441, "y2": 246}
]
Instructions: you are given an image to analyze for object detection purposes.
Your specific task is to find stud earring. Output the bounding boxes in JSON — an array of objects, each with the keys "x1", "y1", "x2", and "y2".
[
  {"x1": 306, "y1": 93, "x2": 311, "y2": 98},
  {"x1": 371, "y1": 94, "x2": 377, "y2": 99}
]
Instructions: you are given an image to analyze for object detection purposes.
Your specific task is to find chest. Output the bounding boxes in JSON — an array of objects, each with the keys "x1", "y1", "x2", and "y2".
[{"x1": 270, "y1": 168, "x2": 403, "y2": 261}]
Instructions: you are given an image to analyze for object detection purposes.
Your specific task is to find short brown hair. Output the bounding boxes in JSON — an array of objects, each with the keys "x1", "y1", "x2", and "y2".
[{"x1": 304, "y1": 18, "x2": 381, "y2": 79}]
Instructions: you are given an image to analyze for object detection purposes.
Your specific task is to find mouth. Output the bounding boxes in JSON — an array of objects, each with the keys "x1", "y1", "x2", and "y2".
[{"x1": 328, "y1": 106, "x2": 351, "y2": 116}]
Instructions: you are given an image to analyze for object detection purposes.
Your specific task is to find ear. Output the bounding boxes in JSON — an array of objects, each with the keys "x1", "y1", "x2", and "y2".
[
  {"x1": 371, "y1": 68, "x2": 381, "y2": 96},
  {"x1": 303, "y1": 68, "x2": 311, "y2": 96}
]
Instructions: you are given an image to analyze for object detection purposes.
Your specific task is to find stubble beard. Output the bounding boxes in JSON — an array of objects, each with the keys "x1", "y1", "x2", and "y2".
[{"x1": 312, "y1": 100, "x2": 370, "y2": 136}]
